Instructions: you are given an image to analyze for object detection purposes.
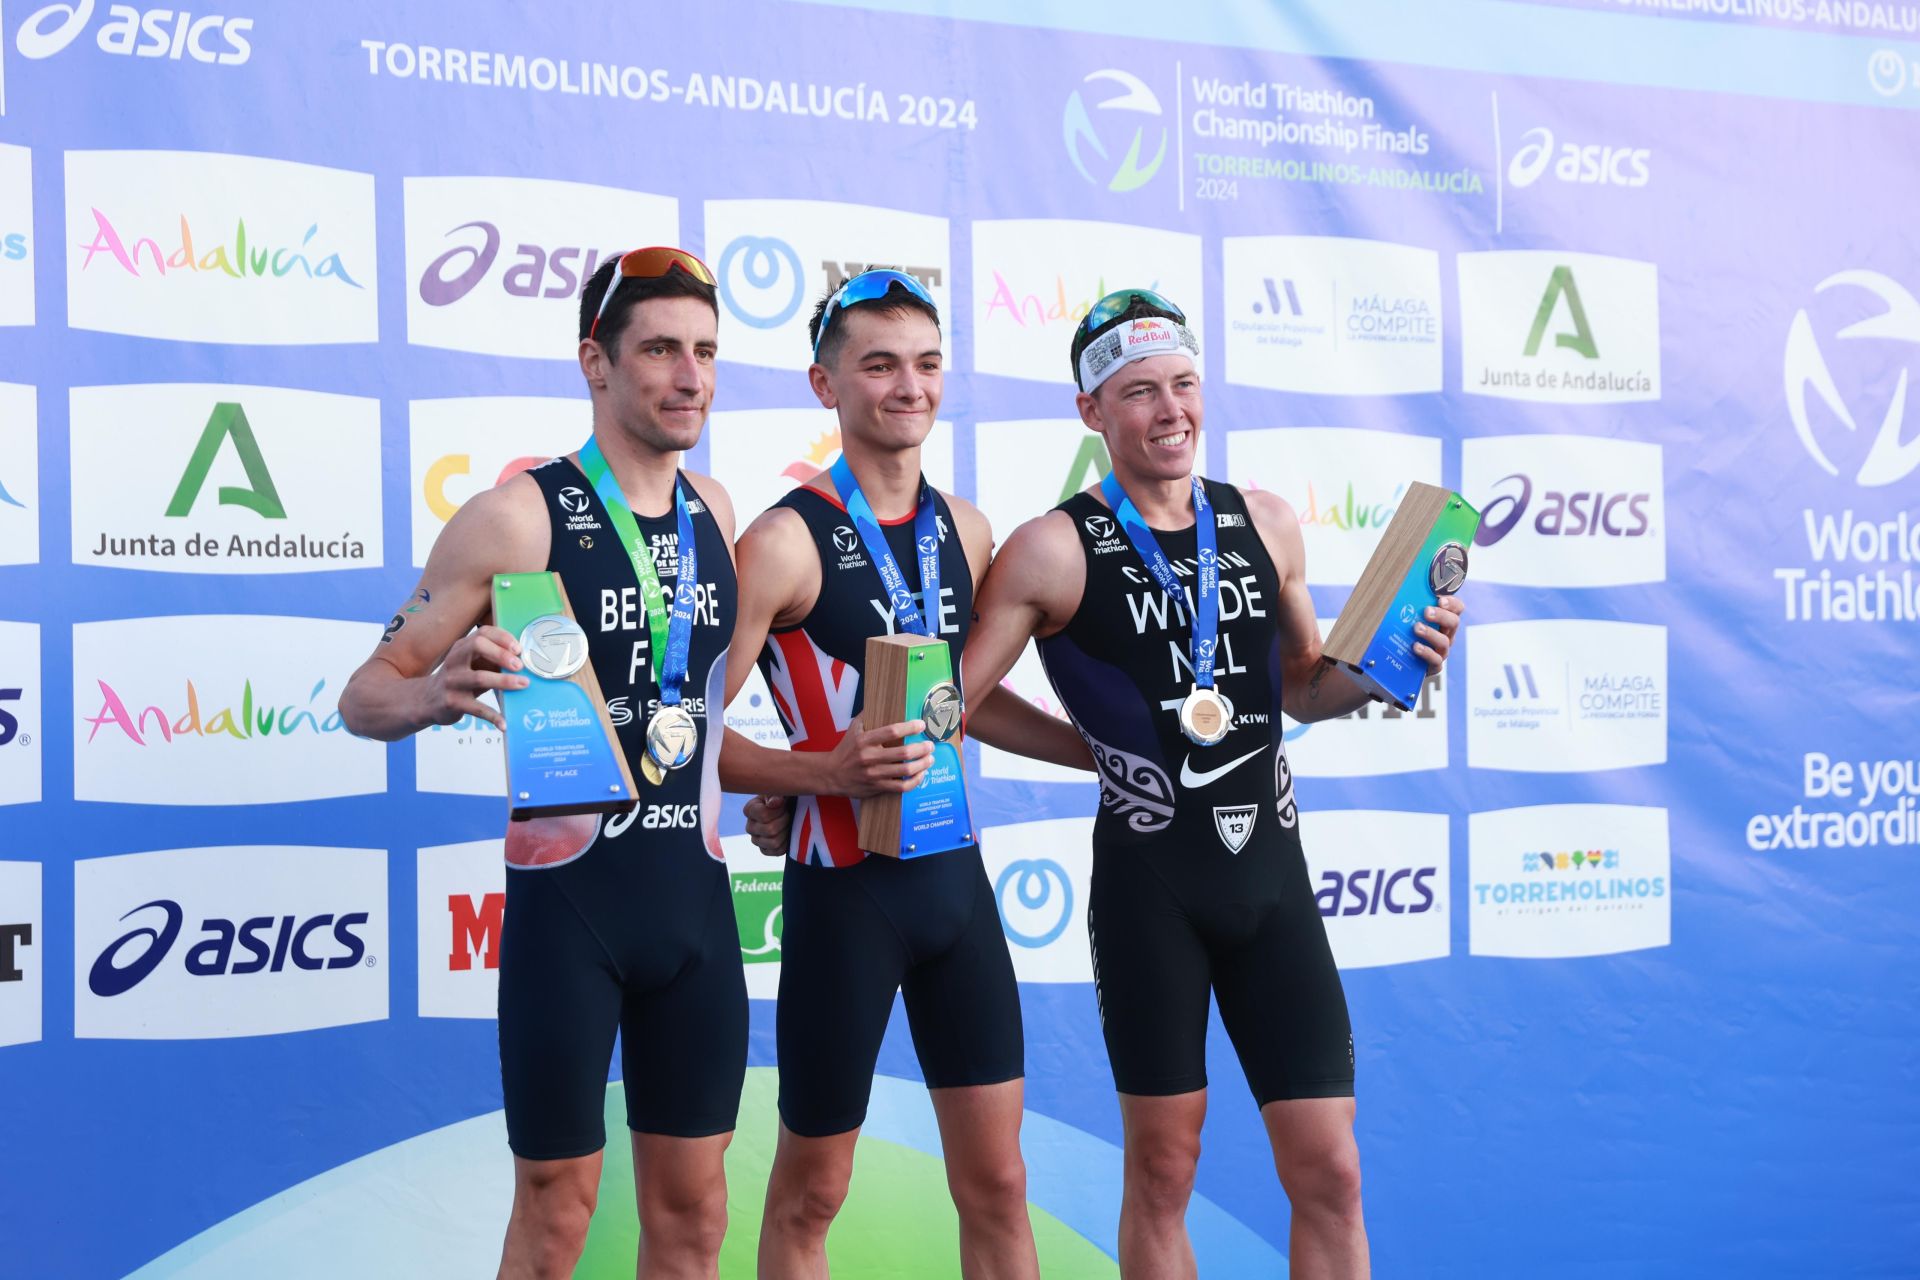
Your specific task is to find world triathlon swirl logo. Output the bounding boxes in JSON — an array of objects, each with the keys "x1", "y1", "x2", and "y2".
[{"x1": 995, "y1": 858, "x2": 1073, "y2": 948}]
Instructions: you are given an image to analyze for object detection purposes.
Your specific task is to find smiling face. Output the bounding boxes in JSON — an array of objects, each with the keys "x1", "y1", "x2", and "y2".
[
  {"x1": 809, "y1": 305, "x2": 944, "y2": 452},
  {"x1": 1077, "y1": 353, "x2": 1203, "y2": 485},
  {"x1": 589, "y1": 293, "x2": 718, "y2": 454}
]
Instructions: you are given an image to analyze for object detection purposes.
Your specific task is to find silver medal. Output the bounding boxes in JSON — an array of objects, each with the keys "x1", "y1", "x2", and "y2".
[{"x1": 645, "y1": 704, "x2": 700, "y2": 772}]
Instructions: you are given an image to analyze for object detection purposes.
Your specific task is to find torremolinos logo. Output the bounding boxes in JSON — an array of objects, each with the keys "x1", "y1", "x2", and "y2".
[
  {"x1": 1223, "y1": 235, "x2": 1443, "y2": 395},
  {"x1": 971, "y1": 219, "x2": 1204, "y2": 382},
  {"x1": 1458, "y1": 250, "x2": 1660, "y2": 403},
  {"x1": 74, "y1": 845, "x2": 387, "y2": 1040},
  {"x1": 66, "y1": 150, "x2": 377, "y2": 343},
  {"x1": 1301, "y1": 810, "x2": 1449, "y2": 969},
  {"x1": 72, "y1": 615, "x2": 385, "y2": 804},
  {"x1": 1466, "y1": 619, "x2": 1667, "y2": 773},
  {"x1": 15, "y1": 1, "x2": 252, "y2": 65},
  {"x1": 404, "y1": 176, "x2": 677, "y2": 359},
  {"x1": 1226, "y1": 426, "x2": 1442, "y2": 587},
  {"x1": 1776, "y1": 270, "x2": 1920, "y2": 623},
  {"x1": 72, "y1": 384, "x2": 383, "y2": 573},
  {"x1": 1469, "y1": 804, "x2": 1671, "y2": 959},
  {"x1": 1063, "y1": 69, "x2": 1167, "y2": 193},
  {"x1": 0, "y1": 860, "x2": 39, "y2": 1048},
  {"x1": 1463, "y1": 435, "x2": 1666, "y2": 587},
  {"x1": 703, "y1": 198, "x2": 951, "y2": 371},
  {"x1": 0, "y1": 145, "x2": 33, "y2": 325}
]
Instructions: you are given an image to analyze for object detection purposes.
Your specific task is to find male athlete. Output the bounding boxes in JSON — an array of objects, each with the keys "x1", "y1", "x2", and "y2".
[
  {"x1": 718, "y1": 270, "x2": 1088, "y2": 1280},
  {"x1": 340, "y1": 249, "x2": 744, "y2": 1280},
  {"x1": 959, "y1": 289, "x2": 1463, "y2": 1280}
]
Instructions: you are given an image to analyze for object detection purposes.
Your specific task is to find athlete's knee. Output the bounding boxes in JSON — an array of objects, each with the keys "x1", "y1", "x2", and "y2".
[
  {"x1": 506, "y1": 1163, "x2": 598, "y2": 1276},
  {"x1": 764, "y1": 1160, "x2": 851, "y2": 1240},
  {"x1": 1126, "y1": 1133, "x2": 1201, "y2": 1220},
  {"x1": 1278, "y1": 1134, "x2": 1364, "y2": 1225},
  {"x1": 948, "y1": 1150, "x2": 1029, "y2": 1227},
  {"x1": 641, "y1": 1181, "x2": 729, "y2": 1261}
]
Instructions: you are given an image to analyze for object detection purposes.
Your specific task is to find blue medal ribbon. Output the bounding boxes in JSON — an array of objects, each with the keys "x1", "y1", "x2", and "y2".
[
  {"x1": 829, "y1": 454, "x2": 943, "y2": 638},
  {"x1": 577, "y1": 437, "x2": 699, "y2": 708},
  {"x1": 1099, "y1": 472, "x2": 1219, "y2": 690}
]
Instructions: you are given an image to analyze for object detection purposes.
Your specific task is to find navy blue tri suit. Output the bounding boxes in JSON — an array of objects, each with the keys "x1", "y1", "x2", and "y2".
[
  {"x1": 496, "y1": 457, "x2": 746, "y2": 1160},
  {"x1": 1037, "y1": 479, "x2": 1354, "y2": 1104},
  {"x1": 755, "y1": 482, "x2": 1024, "y2": 1138}
]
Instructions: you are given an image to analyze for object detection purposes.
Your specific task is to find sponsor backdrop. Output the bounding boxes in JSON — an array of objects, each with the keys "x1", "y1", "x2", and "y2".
[{"x1": 0, "y1": 0, "x2": 1915, "y2": 1275}]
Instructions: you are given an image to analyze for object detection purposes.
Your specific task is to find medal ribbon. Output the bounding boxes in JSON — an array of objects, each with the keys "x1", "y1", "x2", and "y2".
[
  {"x1": 577, "y1": 437, "x2": 698, "y2": 708},
  {"x1": 829, "y1": 454, "x2": 942, "y2": 638},
  {"x1": 1099, "y1": 472, "x2": 1220, "y2": 690}
]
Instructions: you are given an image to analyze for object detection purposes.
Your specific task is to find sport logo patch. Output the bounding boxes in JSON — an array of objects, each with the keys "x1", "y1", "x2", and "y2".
[
  {"x1": 1085, "y1": 514, "x2": 1116, "y2": 540},
  {"x1": 1213, "y1": 804, "x2": 1258, "y2": 854},
  {"x1": 557, "y1": 487, "x2": 590, "y2": 514},
  {"x1": 832, "y1": 526, "x2": 860, "y2": 554}
]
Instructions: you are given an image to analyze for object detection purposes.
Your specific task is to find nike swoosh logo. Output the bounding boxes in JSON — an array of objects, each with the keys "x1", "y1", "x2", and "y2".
[{"x1": 1179, "y1": 746, "x2": 1264, "y2": 790}]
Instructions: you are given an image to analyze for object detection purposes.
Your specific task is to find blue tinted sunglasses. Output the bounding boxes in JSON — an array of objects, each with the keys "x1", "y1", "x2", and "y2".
[
  {"x1": 1075, "y1": 287, "x2": 1187, "y2": 341},
  {"x1": 813, "y1": 269, "x2": 939, "y2": 360}
]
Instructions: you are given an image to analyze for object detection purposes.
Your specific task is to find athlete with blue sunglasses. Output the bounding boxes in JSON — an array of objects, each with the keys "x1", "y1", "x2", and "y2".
[{"x1": 721, "y1": 269, "x2": 1092, "y2": 1280}]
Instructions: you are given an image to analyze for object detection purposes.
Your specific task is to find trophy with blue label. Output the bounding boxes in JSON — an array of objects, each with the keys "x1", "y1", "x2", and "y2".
[
  {"x1": 825, "y1": 456, "x2": 974, "y2": 859},
  {"x1": 493, "y1": 572, "x2": 637, "y2": 821},
  {"x1": 1322, "y1": 481, "x2": 1480, "y2": 712}
]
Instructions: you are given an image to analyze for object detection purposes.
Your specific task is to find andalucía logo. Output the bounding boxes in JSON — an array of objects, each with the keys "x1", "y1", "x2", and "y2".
[
  {"x1": 71, "y1": 383, "x2": 384, "y2": 573},
  {"x1": 65, "y1": 151, "x2": 378, "y2": 344},
  {"x1": 78, "y1": 211, "x2": 361, "y2": 287},
  {"x1": 72, "y1": 616, "x2": 386, "y2": 805},
  {"x1": 1063, "y1": 69, "x2": 1167, "y2": 193}
]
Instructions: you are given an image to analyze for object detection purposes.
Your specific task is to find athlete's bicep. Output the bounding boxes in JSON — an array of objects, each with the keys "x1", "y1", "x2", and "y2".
[
  {"x1": 363, "y1": 484, "x2": 543, "y2": 680},
  {"x1": 725, "y1": 509, "x2": 818, "y2": 704},
  {"x1": 963, "y1": 514, "x2": 1078, "y2": 698}
]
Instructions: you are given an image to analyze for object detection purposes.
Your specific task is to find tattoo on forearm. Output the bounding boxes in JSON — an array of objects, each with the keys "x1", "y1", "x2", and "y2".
[
  {"x1": 1307, "y1": 659, "x2": 1330, "y2": 700},
  {"x1": 379, "y1": 588, "x2": 431, "y2": 644}
]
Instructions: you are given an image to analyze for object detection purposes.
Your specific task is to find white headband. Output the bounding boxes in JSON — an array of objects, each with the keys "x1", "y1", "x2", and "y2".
[{"x1": 1077, "y1": 316, "x2": 1201, "y2": 393}]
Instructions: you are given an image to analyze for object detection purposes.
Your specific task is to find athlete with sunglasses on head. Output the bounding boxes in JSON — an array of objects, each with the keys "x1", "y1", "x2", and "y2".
[
  {"x1": 718, "y1": 269, "x2": 1091, "y2": 1280},
  {"x1": 342, "y1": 248, "x2": 748, "y2": 1280},
  {"x1": 953, "y1": 288, "x2": 1465, "y2": 1280}
]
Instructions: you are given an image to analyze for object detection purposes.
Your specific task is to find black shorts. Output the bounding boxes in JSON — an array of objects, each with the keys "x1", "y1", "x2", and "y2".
[
  {"x1": 498, "y1": 842, "x2": 747, "y2": 1160},
  {"x1": 1088, "y1": 839, "x2": 1354, "y2": 1106},
  {"x1": 775, "y1": 846, "x2": 1024, "y2": 1138}
]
